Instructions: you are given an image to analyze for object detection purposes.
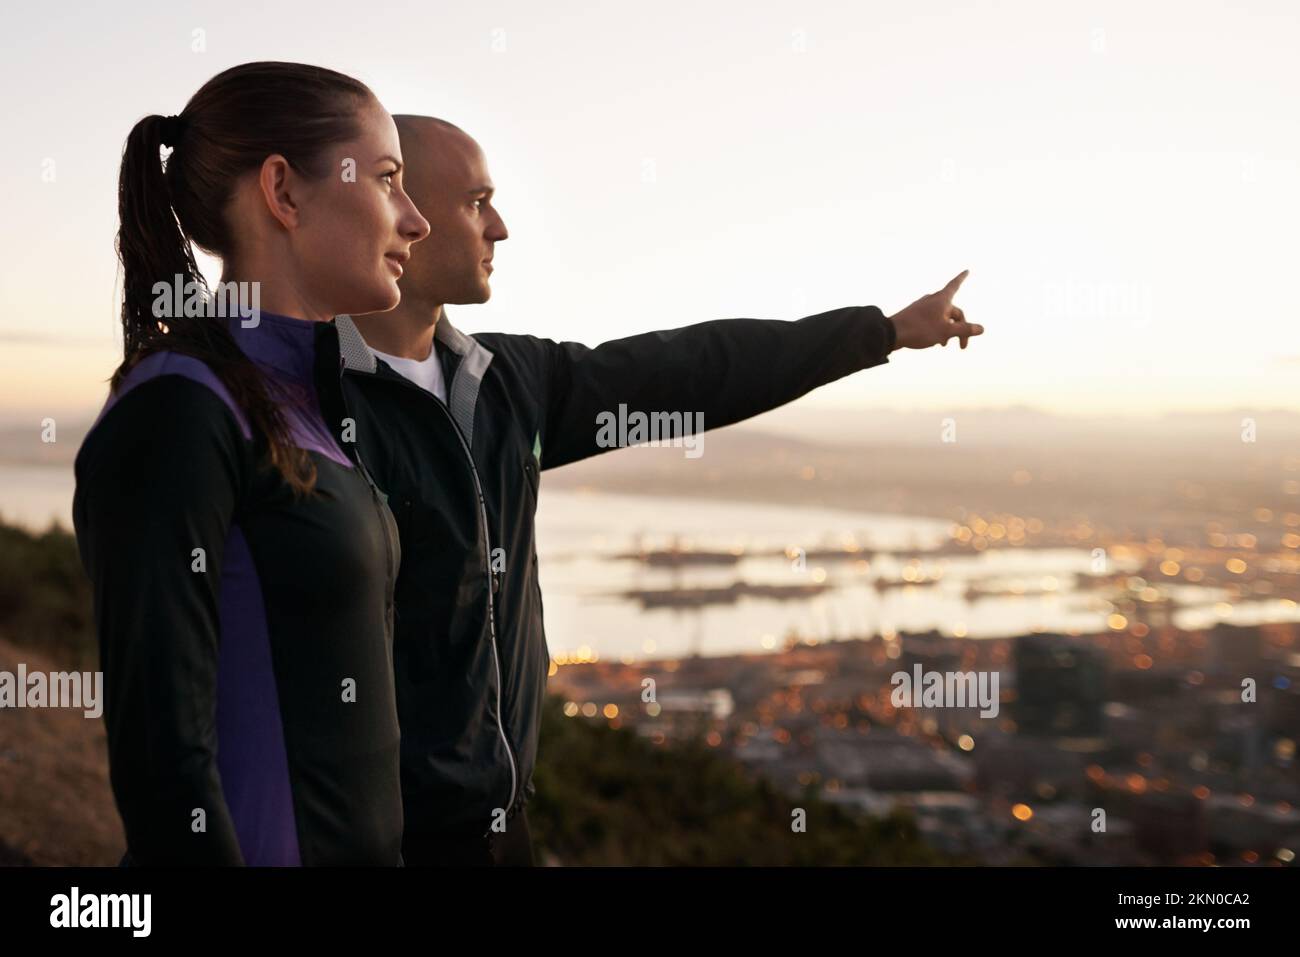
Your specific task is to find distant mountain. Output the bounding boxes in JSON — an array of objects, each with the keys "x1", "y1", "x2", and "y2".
[
  {"x1": 0, "y1": 421, "x2": 89, "y2": 466},
  {"x1": 545, "y1": 411, "x2": 1296, "y2": 532},
  {"x1": 5, "y1": 401, "x2": 1297, "y2": 465},
  {"x1": 746, "y1": 404, "x2": 1300, "y2": 448}
]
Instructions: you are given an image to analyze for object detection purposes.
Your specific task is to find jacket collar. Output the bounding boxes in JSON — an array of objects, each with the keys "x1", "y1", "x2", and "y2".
[
  {"x1": 226, "y1": 310, "x2": 323, "y2": 384},
  {"x1": 334, "y1": 310, "x2": 494, "y2": 448}
]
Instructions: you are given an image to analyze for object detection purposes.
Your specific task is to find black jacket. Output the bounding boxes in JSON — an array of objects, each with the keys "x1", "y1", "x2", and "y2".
[
  {"x1": 331, "y1": 304, "x2": 897, "y2": 841},
  {"x1": 73, "y1": 312, "x2": 404, "y2": 865}
]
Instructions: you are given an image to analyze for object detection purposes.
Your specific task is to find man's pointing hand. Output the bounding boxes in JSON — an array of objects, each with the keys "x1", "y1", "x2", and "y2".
[{"x1": 887, "y1": 269, "x2": 984, "y2": 351}]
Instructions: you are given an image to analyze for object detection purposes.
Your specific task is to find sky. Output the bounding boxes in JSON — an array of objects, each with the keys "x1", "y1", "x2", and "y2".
[{"x1": 1, "y1": 0, "x2": 1297, "y2": 426}]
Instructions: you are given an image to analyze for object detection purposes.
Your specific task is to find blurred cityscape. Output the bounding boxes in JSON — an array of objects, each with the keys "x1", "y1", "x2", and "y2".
[{"x1": 548, "y1": 505, "x2": 1300, "y2": 866}]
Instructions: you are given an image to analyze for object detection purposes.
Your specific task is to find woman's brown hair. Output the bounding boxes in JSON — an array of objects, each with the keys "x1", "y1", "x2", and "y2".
[{"x1": 114, "y1": 61, "x2": 376, "y2": 495}]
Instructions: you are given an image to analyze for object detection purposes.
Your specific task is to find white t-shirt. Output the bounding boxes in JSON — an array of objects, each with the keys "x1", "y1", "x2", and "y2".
[{"x1": 372, "y1": 341, "x2": 448, "y2": 404}]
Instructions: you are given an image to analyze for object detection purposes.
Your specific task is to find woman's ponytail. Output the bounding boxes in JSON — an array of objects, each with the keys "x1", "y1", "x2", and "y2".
[{"x1": 114, "y1": 113, "x2": 206, "y2": 374}]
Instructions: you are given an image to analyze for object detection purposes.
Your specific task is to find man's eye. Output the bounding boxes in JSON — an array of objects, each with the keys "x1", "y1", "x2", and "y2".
[{"x1": 472, "y1": 199, "x2": 484, "y2": 210}]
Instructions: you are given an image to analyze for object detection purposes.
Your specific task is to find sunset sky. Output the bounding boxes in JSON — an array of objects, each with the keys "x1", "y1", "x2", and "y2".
[{"x1": 1, "y1": 0, "x2": 1296, "y2": 426}]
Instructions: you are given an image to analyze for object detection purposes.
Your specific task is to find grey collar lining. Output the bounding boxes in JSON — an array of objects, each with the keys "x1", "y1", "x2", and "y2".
[{"x1": 334, "y1": 311, "x2": 493, "y2": 447}]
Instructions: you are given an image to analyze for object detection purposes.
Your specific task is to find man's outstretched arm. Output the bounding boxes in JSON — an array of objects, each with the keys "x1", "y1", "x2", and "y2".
[{"x1": 537, "y1": 270, "x2": 983, "y2": 470}]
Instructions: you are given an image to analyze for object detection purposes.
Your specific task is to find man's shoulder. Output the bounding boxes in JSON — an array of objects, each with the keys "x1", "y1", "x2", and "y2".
[
  {"x1": 465, "y1": 328, "x2": 551, "y2": 350},
  {"x1": 470, "y1": 330, "x2": 556, "y2": 379}
]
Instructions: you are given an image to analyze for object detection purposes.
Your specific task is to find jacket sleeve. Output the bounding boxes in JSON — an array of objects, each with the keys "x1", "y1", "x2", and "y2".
[
  {"x1": 536, "y1": 305, "x2": 896, "y2": 470},
  {"x1": 72, "y1": 375, "x2": 248, "y2": 865}
]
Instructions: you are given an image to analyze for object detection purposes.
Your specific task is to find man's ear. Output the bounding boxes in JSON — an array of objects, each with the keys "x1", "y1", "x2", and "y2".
[{"x1": 257, "y1": 154, "x2": 300, "y2": 231}]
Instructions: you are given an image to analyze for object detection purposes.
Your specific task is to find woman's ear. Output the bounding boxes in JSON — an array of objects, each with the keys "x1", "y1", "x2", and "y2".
[{"x1": 257, "y1": 154, "x2": 301, "y2": 231}]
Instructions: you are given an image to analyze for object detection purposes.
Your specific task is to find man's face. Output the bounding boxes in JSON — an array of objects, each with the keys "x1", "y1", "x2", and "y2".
[{"x1": 397, "y1": 121, "x2": 508, "y2": 306}]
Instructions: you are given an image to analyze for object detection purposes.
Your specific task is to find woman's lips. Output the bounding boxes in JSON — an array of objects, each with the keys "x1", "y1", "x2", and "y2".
[{"x1": 385, "y1": 255, "x2": 405, "y2": 277}]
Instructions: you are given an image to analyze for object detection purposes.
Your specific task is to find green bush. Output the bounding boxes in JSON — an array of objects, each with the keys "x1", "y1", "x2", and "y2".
[
  {"x1": 0, "y1": 521, "x2": 96, "y2": 669},
  {"x1": 531, "y1": 695, "x2": 954, "y2": 865}
]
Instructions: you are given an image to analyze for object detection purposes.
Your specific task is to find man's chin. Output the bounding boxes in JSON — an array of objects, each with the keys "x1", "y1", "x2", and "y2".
[
  {"x1": 430, "y1": 279, "x2": 493, "y2": 307},
  {"x1": 452, "y1": 284, "x2": 492, "y2": 305}
]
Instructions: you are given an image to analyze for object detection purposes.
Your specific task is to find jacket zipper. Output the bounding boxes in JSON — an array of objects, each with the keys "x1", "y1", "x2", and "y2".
[
  {"x1": 344, "y1": 366, "x2": 520, "y2": 834},
  {"x1": 364, "y1": 472, "x2": 397, "y2": 635},
  {"x1": 333, "y1": 387, "x2": 398, "y2": 638}
]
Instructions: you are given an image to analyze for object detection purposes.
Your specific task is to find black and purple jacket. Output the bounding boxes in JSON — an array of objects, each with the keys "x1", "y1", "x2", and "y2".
[{"x1": 72, "y1": 311, "x2": 403, "y2": 865}]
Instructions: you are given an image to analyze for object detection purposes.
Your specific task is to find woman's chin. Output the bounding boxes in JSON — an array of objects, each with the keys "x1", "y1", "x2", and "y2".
[
  {"x1": 343, "y1": 285, "x2": 401, "y2": 317},
  {"x1": 378, "y1": 280, "x2": 402, "y2": 311}
]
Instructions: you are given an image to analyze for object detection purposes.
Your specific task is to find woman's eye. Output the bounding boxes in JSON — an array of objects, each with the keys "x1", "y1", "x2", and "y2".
[{"x1": 382, "y1": 171, "x2": 398, "y2": 187}]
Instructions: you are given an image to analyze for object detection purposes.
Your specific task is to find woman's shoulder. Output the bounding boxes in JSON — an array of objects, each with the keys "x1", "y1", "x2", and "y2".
[
  {"x1": 71, "y1": 352, "x2": 257, "y2": 560},
  {"x1": 102, "y1": 351, "x2": 252, "y2": 438},
  {"x1": 91, "y1": 351, "x2": 253, "y2": 442},
  {"x1": 75, "y1": 351, "x2": 255, "y2": 478}
]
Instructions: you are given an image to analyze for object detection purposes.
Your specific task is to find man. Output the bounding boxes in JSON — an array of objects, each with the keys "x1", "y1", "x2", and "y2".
[{"x1": 333, "y1": 116, "x2": 983, "y2": 865}]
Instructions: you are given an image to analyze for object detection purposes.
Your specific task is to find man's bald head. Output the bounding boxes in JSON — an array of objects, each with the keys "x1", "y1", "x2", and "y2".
[
  {"x1": 387, "y1": 115, "x2": 507, "y2": 308},
  {"x1": 394, "y1": 114, "x2": 465, "y2": 137},
  {"x1": 389, "y1": 116, "x2": 469, "y2": 202}
]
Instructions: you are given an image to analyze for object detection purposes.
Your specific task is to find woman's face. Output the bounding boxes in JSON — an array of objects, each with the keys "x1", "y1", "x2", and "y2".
[{"x1": 289, "y1": 98, "x2": 431, "y2": 317}]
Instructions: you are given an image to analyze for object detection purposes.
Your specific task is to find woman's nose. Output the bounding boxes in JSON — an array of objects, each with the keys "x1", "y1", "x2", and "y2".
[{"x1": 404, "y1": 199, "x2": 431, "y2": 242}]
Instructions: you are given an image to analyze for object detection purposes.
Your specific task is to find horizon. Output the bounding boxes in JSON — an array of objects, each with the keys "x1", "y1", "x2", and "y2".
[
  {"x1": 5, "y1": 396, "x2": 1300, "y2": 434},
  {"x1": 2, "y1": 392, "x2": 1300, "y2": 429}
]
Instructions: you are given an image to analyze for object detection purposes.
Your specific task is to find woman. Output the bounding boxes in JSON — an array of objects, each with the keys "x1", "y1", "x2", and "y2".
[{"x1": 72, "y1": 62, "x2": 430, "y2": 865}]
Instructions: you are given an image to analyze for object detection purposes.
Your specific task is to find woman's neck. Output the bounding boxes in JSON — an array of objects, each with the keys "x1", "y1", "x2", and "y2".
[{"x1": 217, "y1": 267, "x2": 333, "y2": 325}]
